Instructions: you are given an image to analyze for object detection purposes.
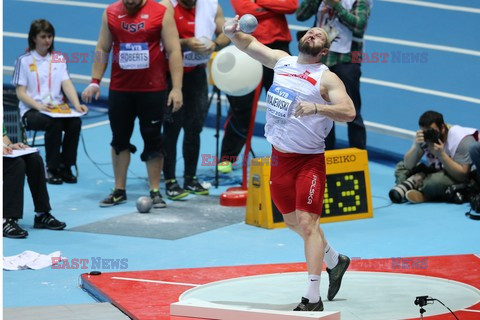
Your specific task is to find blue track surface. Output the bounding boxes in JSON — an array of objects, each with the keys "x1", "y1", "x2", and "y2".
[
  {"x1": 3, "y1": 0, "x2": 480, "y2": 312},
  {"x1": 4, "y1": 0, "x2": 480, "y2": 154}
]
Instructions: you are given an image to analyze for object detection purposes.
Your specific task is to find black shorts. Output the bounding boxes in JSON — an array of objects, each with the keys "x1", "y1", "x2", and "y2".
[{"x1": 108, "y1": 89, "x2": 167, "y2": 161}]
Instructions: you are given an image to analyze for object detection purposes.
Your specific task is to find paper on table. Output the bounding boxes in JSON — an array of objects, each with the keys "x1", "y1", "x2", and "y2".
[
  {"x1": 40, "y1": 109, "x2": 86, "y2": 118},
  {"x1": 3, "y1": 147, "x2": 39, "y2": 158}
]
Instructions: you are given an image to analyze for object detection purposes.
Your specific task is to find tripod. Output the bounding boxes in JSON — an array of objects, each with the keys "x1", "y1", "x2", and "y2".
[
  {"x1": 207, "y1": 85, "x2": 222, "y2": 188},
  {"x1": 207, "y1": 81, "x2": 263, "y2": 194},
  {"x1": 419, "y1": 306, "x2": 426, "y2": 320},
  {"x1": 414, "y1": 296, "x2": 433, "y2": 320},
  {"x1": 414, "y1": 296, "x2": 459, "y2": 320}
]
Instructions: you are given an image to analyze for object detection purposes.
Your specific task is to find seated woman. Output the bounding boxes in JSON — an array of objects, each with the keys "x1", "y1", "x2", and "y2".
[
  {"x1": 3, "y1": 127, "x2": 66, "y2": 239},
  {"x1": 12, "y1": 19, "x2": 88, "y2": 184}
]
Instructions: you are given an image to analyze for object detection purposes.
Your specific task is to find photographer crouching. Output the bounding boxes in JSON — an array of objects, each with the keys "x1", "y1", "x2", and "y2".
[
  {"x1": 389, "y1": 110, "x2": 479, "y2": 204},
  {"x1": 468, "y1": 143, "x2": 480, "y2": 215}
]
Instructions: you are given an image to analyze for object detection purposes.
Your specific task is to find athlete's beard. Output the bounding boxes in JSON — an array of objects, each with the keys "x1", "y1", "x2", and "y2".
[
  {"x1": 124, "y1": 0, "x2": 144, "y2": 14},
  {"x1": 298, "y1": 38, "x2": 325, "y2": 57}
]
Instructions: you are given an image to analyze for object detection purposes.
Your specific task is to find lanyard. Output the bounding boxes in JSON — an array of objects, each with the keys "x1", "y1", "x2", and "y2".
[{"x1": 32, "y1": 54, "x2": 52, "y2": 96}]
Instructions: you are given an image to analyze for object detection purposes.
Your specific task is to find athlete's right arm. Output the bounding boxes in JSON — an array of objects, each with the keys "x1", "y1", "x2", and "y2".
[
  {"x1": 81, "y1": 11, "x2": 112, "y2": 103},
  {"x1": 162, "y1": 7, "x2": 183, "y2": 112},
  {"x1": 223, "y1": 15, "x2": 288, "y2": 69}
]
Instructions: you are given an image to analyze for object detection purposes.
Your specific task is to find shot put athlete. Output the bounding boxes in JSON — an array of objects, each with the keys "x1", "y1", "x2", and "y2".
[{"x1": 224, "y1": 18, "x2": 353, "y2": 311}]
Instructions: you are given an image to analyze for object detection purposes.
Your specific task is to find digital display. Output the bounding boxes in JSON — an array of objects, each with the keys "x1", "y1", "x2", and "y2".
[
  {"x1": 323, "y1": 171, "x2": 368, "y2": 217},
  {"x1": 246, "y1": 148, "x2": 373, "y2": 228}
]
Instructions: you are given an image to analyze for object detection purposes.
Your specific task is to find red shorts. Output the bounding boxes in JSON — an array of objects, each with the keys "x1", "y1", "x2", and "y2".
[{"x1": 269, "y1": 147, "x2": 326, "y2": 215}]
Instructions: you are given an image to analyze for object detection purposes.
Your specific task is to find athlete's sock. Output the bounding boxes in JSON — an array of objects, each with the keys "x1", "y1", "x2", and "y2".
[
  {"x1": 304, "y1": 274, "x2": 321, "y2": 303},
  {"x1": 324, "y1": 243, "x2": 339, "y2": 269}
]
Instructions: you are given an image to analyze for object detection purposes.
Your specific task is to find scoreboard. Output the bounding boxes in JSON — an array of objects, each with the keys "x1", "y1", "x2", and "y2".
[
  {"x1": 245, "y1": 148, "x2": 373, "y2": 229},
  {"x1": 321, "y1": 148, "x2": 372, "y2": 223}
]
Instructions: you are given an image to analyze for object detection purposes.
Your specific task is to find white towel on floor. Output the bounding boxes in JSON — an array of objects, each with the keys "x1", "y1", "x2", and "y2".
[{"x1": 3, "y1": 250, "x2": 62, "y2": 270}]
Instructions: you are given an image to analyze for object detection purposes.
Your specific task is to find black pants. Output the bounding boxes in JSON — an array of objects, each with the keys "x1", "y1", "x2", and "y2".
[
  {"x1": 23, "y1": 109, "x2": 82, "y2": 170},
  {"x1": 163, "y1": 67, "x2": 209, "y2": 180},
  {"x1": 325, "y1": 63, "x2": 366, "y2": 150},
  {"x1": 221, "y1": 41, "x2": 291, "y2": 161},
  {"x1": 3, "y1": 152, "x2": 51, "y2": 219},
  {"x1": 108, "y1": 90, "x2": 167, "y2": 161}
]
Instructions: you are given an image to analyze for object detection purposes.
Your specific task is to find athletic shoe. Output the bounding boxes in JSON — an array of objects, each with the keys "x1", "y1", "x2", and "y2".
[
  {"x1": 405, "y1": 190, "x2": 427, "y2": 203},
  {"x1": 326, "y1": 254, "x2": 350, "y2": 301},
  {"x1": 99, "y1": 189, "x2": 127, "y2": 207},
  {"x1": 293, "y1": 297, "x2": 324, "y2": 311},
  {"x1": 150, "y1": 189, "x2": 167, "y2": 208},
  {"x1": 165, "y1": 180, "x2": 189, "y2": 200},
  {"x1": 3, "y1": 218, "x2": 28, "y2": 238},
  {"x1": 184, "y1": 176, "x2": 209, "y2": 195},
  {"x1": 33, "y1": 213, "x2": 66, "y2": 230},
  {"x1": 217, "y1": 161, "x2": 232, "y2": 174}
]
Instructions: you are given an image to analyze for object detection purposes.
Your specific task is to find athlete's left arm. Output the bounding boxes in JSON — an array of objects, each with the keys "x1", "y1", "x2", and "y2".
[
  {"x1": 162, "y1": 8, "x2": 183, "y2": 112},
  {"x1": 224, "y1": 16, "x2": 289, "y2": 69},
  {"x1": 316, "y1": 70, "x2": 356, "y2": 122}
]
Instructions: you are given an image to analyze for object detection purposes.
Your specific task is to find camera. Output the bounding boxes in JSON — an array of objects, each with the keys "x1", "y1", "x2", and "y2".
[
  {"x1": 389, "y1": 173, "x2": 424, "y2": 203},
  {"x1": 471, "y1": 194, "x2": 480, "y2": 213},
  {"x1": 445, "y1": 183, "x2": 468, "y2": 204},
  {"x1": 414, "y1": 296, "x2": 431, "y2": 307},
  {"x1": 446, "y1": 181, "x2": 479, "y2": 204},
  {"x1": 466, "y1": 194, "x2": 480, "y2": 220},
  {"x1": 423, "y1": 128, "x2": 440, "y2": 143}
]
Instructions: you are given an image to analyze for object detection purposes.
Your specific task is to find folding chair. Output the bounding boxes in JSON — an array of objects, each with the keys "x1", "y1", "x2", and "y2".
[{"x1": 3, "y1": 84, "x2": 45, "y2": 147}]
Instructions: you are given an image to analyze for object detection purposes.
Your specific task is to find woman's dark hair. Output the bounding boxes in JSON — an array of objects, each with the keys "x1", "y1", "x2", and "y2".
[
  {"x1": 28, "y1": 19, "x2": 55, "y2": 53},
  {"x1": 419, "y1": 110, "x2": 445, "y2": 129}
]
